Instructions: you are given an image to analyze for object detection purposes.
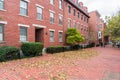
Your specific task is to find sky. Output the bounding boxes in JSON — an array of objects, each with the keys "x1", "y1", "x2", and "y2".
[{"x1": 78, "y1": 0, "x2": 120, "y2": 20}]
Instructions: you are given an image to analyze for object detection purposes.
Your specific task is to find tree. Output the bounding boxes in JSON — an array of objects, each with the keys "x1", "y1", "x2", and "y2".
[
  {"x1": 104, "y1": 11, "x2": 120, "y2": 42},
  {"x1": 66, "y1": 28, "x2": 84, "y2": 45}
]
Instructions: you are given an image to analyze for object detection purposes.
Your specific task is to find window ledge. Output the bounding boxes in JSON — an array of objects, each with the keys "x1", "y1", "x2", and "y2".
[
  {"x1": 0, "y1": 41, "x2": 6, "y2": 44},
  {"x1": 36, "y1": 19, "x2": 43, "y2": 21},
  {"x1": 50, "y1": 41, "x2": 54, "y2": 42},
  {"x1": 19, "y1": 41, "x2": 29, "y2": 43},
  {"x1": 19, "y1": 14, "x2": 29, "y2": 18},
  {"x1": 59, "y1": 24, "x2": 63, "y2": 26},
  {"x1": 0, "y1": 9, "x2": 7, "y2": 12}
]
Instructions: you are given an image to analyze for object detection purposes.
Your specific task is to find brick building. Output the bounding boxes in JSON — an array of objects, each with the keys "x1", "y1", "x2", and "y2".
[
  {"x1": 0, "y1": 0, "x2": 89, "y2": 48},
  {"x1": 89, "y1": 10, "x2": 105, "y2": 44}
]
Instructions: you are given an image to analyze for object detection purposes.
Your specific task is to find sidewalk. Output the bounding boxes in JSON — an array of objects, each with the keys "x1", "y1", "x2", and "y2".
[{"x1": 0, "y1": 47, "x2": 120, "y2": 80}]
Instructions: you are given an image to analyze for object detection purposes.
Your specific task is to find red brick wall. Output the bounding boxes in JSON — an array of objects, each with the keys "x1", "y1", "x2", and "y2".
[{"x1": 0, "y1": 0, "x2": 89, "y2": 48}]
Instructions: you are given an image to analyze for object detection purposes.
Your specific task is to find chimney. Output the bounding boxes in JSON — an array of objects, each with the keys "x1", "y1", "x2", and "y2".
[
  {"x1": 73, "y1": 0, "x2": 79, "y2": 4},
  {"x1": 79, "y1": 2, "x2": 83, "y2": 9},
  {"x1": 83, "y1": 6, "x2": 88, "y2": 12}
]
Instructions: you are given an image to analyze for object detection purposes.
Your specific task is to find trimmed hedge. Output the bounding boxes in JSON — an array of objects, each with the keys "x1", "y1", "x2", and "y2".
[
  {"x1": 21, "y1": 42, "x2": 43, "y2": 56},
  {"x1": 46, "y1": 46, "x2": 69, "y2": 54},
  {"x1": 0, "y1": 46, "x2": 20, "y2": 62}
]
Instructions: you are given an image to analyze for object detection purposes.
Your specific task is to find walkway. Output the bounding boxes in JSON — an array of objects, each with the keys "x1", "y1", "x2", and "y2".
[{"x1": 0, "y1": 47, "x2": 120, "y2": 80}]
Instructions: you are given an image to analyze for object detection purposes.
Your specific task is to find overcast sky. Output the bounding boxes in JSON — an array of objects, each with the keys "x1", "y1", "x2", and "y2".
[{"x1": 79, "y1": 0, "x2": 120, "y2": 20}]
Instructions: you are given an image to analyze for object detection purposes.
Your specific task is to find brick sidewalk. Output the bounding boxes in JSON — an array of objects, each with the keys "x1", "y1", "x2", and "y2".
[{"x1": 0, "y1": 47, "x2": 120, "y2": 80}]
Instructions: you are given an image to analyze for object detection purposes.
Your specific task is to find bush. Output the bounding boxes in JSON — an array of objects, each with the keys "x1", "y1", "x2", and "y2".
[
  {"x1": 46, "y1": 46, "x2": 69, "y2": 54},
  {"x1": 70, "y1": 45, "x2": 80, "y2": 50},
  {"x1": 21, "y1": 42, "x2": 43, "y2": 56},
  {"x1": 0, "y1": 46, "x2": 20, "y2": 62}
]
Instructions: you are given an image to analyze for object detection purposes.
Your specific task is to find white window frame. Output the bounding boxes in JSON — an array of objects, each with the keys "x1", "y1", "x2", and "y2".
[
  {"x1": 49, "y1": 30, "x2": 54, "y2": 42},
  {"x1": 20, "y1": 0, "x2": 28, "y2": 16},
  {"x1": 0, "y1": 24, "x2": 4, "y2": 41},
  {"x1": 59, "y1": 14, "x2": 63, "y2": 25},
  {"x1": 50, "y1": 11, "x2": 55, "y2": 24},
  {"x1": 68, "y1": 18, "x2": 71, "y2": 28},
  {"x1": 36, "y1": 6, "x2": 43, "y2": 20},
  {"x1": 59, "y1": 31, "x2": 63, "y2": 42},
  {"x1": 0, "y1": 0, "x2": 4, "y2": 10},
  {"x1": 50, "y1": 0, "x2": 54, "y2": 5},
  {"x1": 20, "y1": 27, "x2": 28, "y2": 42},
  {"x1": 59, "y1": 0, "x2": 62, "y2": 9}
]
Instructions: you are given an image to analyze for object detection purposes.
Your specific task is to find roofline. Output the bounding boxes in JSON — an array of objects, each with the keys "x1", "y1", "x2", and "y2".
[{"x1": 66, "y1": 0, "x2": 90, "y2": 18}]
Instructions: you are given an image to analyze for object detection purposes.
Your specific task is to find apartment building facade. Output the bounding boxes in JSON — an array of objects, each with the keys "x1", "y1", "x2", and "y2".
[
  {"x1": 89, "y1": 10, "x2": 105, "y2": 44},
  {"x1": 0, "y1": 0, "x2": 89, "y2": 48}
]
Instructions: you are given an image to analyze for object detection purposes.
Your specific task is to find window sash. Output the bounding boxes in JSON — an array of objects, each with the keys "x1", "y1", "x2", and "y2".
[
  {"x1": 68, "y1": 20, "x2": 71, "y2": 28},
  {"x1": 50, "y1": 31, "x2": 54, "y2": 42},
  {"x1": 37, "y1": 7, "x2": 42, "y2": 20},
  {"x1": 59, "y1": 0, "x2": 62, "y2": 9},
  {"x1": 50, "y1": 0, "x2": 54, "y2": 5},
  {"x1": 68, "y1": 6, "x2": 71, "y2": 13},
  {"x1": 50, "y1": 12, "x2": 54, "y2": 23},
  {"x1": 20, "y1": 0, "x2": 28, "y2": 15},
  {"x1": 59, "y1": 32, "x2": 62, "y2": 42},
  {"x1": 20, "y1": 27, "x2": 27, "y2": 41},
  {"x1": 59, "y1": 16, "x2": 63, "y2": 25},
  {"x1": 0, "y1": 0, "x2": 4, "y2": 10},
  {"x1": 0, "y1": 24, "x2": 4, "y2": 41}
]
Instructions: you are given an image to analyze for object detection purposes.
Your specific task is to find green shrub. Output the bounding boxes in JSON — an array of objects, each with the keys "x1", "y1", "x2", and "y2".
[
  {"x1": 0, "y1": 46, "x2": 20, "y2": 62},
  {"x1": 46, "y1": 46, "x2": 69, "y2": 54},
  {"x1": 70, "y1": 45, "x2": 80, "y2": 50},
  {"x1": 21, "y1": 42, "x2": 43, "y2": 56}
]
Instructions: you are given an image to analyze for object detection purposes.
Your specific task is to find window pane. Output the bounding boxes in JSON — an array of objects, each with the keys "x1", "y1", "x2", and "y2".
[
  {"x1": 50, "y1": 12, "x2": 54, "y2": 23},
  {"x1": 20, "y1": 8, "x2": 27, "y2": 15},
  {"x1": 0, "y1": 25, "x2": 4, "y2": 41},
  {"x1": 59, "y1": 32, "x2": 62, "y2": 42},
  {"x1": 50, "y1": 0, "x2": 54, "y2": 5},
  {"x1": 0, "y1": 0, "x2": 4, "y2": 9},
  {"x1": 37, "y1": 7, "x2": 42, "y2": 20},
  {"x1": 20, "y1": 0, "x2": 28, "y2": 15},
  {"x1": 20, "y1": 27, "x2": 27, "y2": 41},
  {"x1": 20, "y1": 0, "x2": 27, "y2": 8},
  {"x1": 50, "y1": 31, "x2": 54, "y2": 42}
]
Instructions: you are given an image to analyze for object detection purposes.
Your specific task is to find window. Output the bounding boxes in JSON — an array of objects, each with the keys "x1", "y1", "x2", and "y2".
[
  {"x1": 59, "y1": 32, "x2": 62, "y2": 42},
  {"x1": 73, "y1": 21, "x2": 76, "y2": 28},
  {"x1": 84, "y1": 16, "x2": 86, "y2": 22},
  {"x1": 59, "y1": 0, "x2": 62, "y2": 9},
  {"x1": 87, "y1": 18, "x2": 88, "y2": 23},
  {"x1": 37, "y1": 7, "x2": 42, "y2": 20},
  {"x1": 50, "y1": 0, "x2": 54, "y2": 5},
  {"x1": 68, "y1": 6, "x2": 71, "y2": 13},
  {"x1": 81, "y1": 15, "x2": 83, "y2": 20},
  {"x1": 59, "y1": 15, "x2": 63, "y2": 25},
  {"x1": 78, "y1": 24, "x2": 80, "y2": 30},
  {"x1": 78, "y1": 12, "x2": 80, "y2": 18},
  {"x1": 20, "y1": 27, "x2": 27, "y2": 41},
  {"x1": 50, "y1": 12, "x2": 54, "y2": 23},
  {"x1": 0, "y1": 0, "x2": 4, "y2": 10},
  {"x1": 20, "y1": 0, "x2": 28, "y2": 16},
  {"x1": 0, "y1": 24, "x2": 4, "y2": 41},
  {"x1": 68, "y1": 19, "x2": 71, "y2": 28},
  {"x1": 73, "y1": 9, "x2": 76, "y2": 16},
  {"x1": 50, "y1": 31, "x2": 54, "y2": 42}
]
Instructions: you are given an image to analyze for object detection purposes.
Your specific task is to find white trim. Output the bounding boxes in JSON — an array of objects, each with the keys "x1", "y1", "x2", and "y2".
[
  {"x1": 0, "y1": 21, "x2": 7, "y2": 24},
  {"x1": 36, "y1": 4, "x2": 44, "y2": 8},
  {"x1": 49, "y1": 10, "x2": 55, "y2": 13},
  {"x1": 32, "y1": 24, "x2": 46, "y2": 28},
  {"x1": 58, "y1": 30, "x2": 63, "y2": 32},
  {"x1": 49, "y1": 29, "x2": 55, "y2": 31},
  {"x1": 18, "y1": 24, "x2": 30, "y2": 27},
  {"x1": 68, "y1": 18, "x2": 71, "y2": 20},
  {"x1": 59, "y1": 14, "x2": 63, "y2": 16},
  {"x1": 23, "y1": 0, "x2": 30, "y2": 2}
]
